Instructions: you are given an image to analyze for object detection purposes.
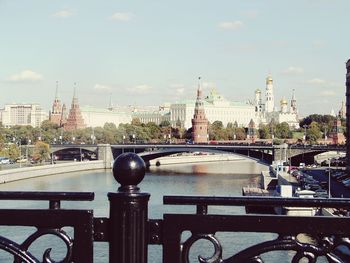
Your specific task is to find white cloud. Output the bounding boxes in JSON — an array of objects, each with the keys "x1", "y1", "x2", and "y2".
[
  {"x1": 93, "y1": 84, "x2": 112, "y2": 92},
  {"x1": 320, "y1": 90, "x2": 336, "y2": 96},
  {"x1": 110, "y1": 12, "x2": 133, "y2": 22},
  {"x1": 8, "y1": 70, "x2": 43, "y2": 82},
  {"x1": 218, "y1": 21, "x2": 244, "y2": 30},
  {"x1": 53, "y1": 10, "x2": 74, "y2": 18},
  {"x1": 283, "y1": 66, "x2": 304, "y2": 75},
  {"x1": 128, "y1": 84, "x2": 153, "y2": 94},
  {"x1": 306, "y1": 78, "x2": 326, "y2": 85}
]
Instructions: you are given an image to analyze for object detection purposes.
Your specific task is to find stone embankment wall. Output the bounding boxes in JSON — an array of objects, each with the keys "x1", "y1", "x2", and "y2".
[
  {"x1": 0, "y1": 160, "x2": 105, "y2": 184},
  {"x1": 149, "y1": 154, "x2": 244, "y2": 166}
]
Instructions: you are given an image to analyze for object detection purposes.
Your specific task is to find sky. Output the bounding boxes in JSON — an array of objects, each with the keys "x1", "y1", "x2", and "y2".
[{"x1": 0, "y1": 0, "x2": 349, "y2": 117}]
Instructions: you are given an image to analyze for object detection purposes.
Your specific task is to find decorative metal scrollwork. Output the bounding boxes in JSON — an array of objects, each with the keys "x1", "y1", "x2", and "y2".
[
  {"x1": 0, "y1": 228, "x2": 73, "y2": 263},
  {"x1": 181, "y1": 234, "x2": 350, "y2": 263},
  {"x1": 225, "y1": 235, "x2": 349, "y2": 263},
  {"x1": 182, "y1": 233, "x2": 223, "y2": 263}
]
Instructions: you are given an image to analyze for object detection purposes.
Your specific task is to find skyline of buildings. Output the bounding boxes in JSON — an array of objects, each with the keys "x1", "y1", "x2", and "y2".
[{"x1": 0, "y1": 74, "x2": 346, "y2": 129}]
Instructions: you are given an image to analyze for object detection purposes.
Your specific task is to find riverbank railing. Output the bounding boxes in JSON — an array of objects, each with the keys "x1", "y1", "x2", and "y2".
[{"x1": 0, "y1": 152, "x2": 350, "y2": 262}]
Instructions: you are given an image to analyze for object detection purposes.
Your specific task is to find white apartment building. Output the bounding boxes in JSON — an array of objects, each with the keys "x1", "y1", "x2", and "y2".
[{"x1": 0, "y1": 104, "x2": 47, "y2": 128}]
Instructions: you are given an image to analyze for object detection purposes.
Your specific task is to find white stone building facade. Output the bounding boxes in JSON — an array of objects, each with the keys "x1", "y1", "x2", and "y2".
[
  {"x1": 0, "y1": 104, "x2": 48, "y2": 128},
  {"x1": 170, "y1": 89, "x2": 257, "y2": 129},
  {"x1": 80, "y1": 106, "x2": 132, "y2": 128}
]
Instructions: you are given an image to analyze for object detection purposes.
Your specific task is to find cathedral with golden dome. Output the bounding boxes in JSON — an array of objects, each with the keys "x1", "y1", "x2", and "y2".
[{"x1": 254, "y1": 75, "x2": 300, "y2": 129}]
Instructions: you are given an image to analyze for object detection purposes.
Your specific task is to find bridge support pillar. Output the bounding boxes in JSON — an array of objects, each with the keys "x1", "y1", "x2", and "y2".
[
  {"x1": 97, "y1": 144, "x2": 114, "y2": 169},
  {"x1": 273, "y1": 143, "x2": 288, "y2": 162}
]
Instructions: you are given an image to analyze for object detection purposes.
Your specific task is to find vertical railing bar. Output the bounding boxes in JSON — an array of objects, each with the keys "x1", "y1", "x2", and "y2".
[{"x1": 49, "y1": 200, "x2": 60, "y2": 209}]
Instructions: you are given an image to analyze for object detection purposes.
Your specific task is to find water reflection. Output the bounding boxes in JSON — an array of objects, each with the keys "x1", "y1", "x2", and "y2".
[{"x1": 0, "y1": 160, "x2": 318, "y2": 263}]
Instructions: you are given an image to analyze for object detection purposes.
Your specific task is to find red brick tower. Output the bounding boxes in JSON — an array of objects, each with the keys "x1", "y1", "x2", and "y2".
[
  {"x1": 330, "y1": 117, "x2": 345, "y2": 145},
  {"x1": 49, "y1": 81, "x2": 64, "y2": 126},
  {"x1": 60, "y1": 103, "x2": 67, "y2": 127},
  {"x1": 64, "y1": 85, "x2": 86, "y2": 131},
  {"x1": 192, "y1": 78, "x2": 208, "y2": 143},
  {"x1": 247, "y1": 119, "x2": 257, "y2": 143}
]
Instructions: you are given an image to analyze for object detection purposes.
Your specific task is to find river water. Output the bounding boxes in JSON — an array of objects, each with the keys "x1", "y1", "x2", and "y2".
[{"x1": 0, "y1": 159, "x2": 326, "y2": 262}]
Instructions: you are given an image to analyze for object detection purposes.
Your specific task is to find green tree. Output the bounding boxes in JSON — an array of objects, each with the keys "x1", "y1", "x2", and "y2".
[
  {"x1": 209, "y1": 121, "x2": 227, "y2": 140},
  {"x1": 275, "y1": 122, "x2": 291, "y2": 139},
  {"x1": 235, "y1": 127, "x2": 246, "y2": 140},
  {"x1": 258, "y1": 124, "x2": 269, "y2": 139},
  {"x1": 159, "y1": 120, "x2": 171, "y2": 127},
  {"x1": 33, "y1": 141, "x2": 50, "y2": 163},
  {"x1": 131, "y1": 118, "x2": 141, "y2": 126},
  {"x1": 307, "y1": 121, "x2": 321, "y2": 144}
]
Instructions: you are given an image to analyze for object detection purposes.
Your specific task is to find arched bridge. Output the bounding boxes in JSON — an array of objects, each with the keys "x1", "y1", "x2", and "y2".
[{"x1": 49, "y1": 143, "x2": 346, "y2": 168}]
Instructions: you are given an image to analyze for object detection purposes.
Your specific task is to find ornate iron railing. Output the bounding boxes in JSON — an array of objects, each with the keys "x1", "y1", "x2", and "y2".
[{"x1": 0, "y1": 152, "x2": 349, "y2": 262}]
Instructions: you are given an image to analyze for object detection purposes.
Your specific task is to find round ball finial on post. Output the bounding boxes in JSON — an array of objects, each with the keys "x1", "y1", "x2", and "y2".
[{"x1": 112, "y1": 152, "x2": 146, "y2": 192}]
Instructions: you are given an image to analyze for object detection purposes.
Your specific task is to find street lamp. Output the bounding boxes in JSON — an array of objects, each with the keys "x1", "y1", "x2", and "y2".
[
  {"x1": 328, "y1": 158, "x2": 332, "y2": 198},
  {"x1": 132, "y1": 134, "x2": 136, "y2": 144},
  {"x1": 123, "y1": 135, "x2": 126, "y2": 144},
  {"x1": 303, "y1": 125, "x2": 308, "y2": 143}
]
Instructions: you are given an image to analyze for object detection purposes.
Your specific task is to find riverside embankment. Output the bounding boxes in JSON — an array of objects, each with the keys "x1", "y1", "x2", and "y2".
[
  {"x1": 149, "y1": 154, "x2": 246, "y2": 166},
  {"x1": 0, "y1": 160, "x2": 105, "y2": 184}
]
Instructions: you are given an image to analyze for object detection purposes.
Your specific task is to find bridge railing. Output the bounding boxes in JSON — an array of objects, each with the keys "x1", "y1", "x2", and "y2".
[{"x1": 0, "y1": 153, "x2": 349, "y2": 262}]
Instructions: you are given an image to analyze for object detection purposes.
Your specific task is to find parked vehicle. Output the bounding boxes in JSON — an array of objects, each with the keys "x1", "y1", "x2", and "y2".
[
  {"x1": 304, "y1": 183, "x2": 322, "y2": 191},
  {"x1": 331, "y1": 172, "x2": 344, "y2": 179},
  {"x1": 341, "y1": 178, "x2": 350, "y2": 185},
  {"x1": 336, "y1": 174, "x2": 350, "y2": 182},
  {"x1": 0, "y1": 157, "x2": 10, "y2": 164},
  {"x1": 314, "y1": 189, "x2": 329, "y2": 198}
]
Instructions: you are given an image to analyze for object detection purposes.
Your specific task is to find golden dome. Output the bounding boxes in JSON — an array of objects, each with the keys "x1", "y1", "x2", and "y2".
[
  {"x1": 266, "y1": 75, "x2": 273, "y2": 85},
  {"x1": 255, "y1": 89, "x2": 261, "y2": 93},
  {"x1": 280, "y1": 97, "x2": 288, "y2": 105}
]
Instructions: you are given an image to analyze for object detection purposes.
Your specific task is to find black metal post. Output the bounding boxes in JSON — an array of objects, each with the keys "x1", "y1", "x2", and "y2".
[{"x1": 108, "y1": 152, "x2": 150, "y2": 263}]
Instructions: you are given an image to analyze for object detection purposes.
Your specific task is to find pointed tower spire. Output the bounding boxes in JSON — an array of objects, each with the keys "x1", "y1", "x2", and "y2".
[
  {"x1": 73, "y1": 82, "x2": 77, "y2": 98},
  {"x1": 64, "y1": 83, "x2": 86, "y2": 131},
  {"x1": 50, "y1": 81, "x2": 63, "y2": 126},
  {"x1": 108, "y1": 93, "x2": 113, "y2": 111},
  {"x1": 192, "y1": 77, "x2": 208, "y2": 143},
  {"x1": 55, "y1": 81, "x2": 59, "y2": 99},
  {"x1": 197, "y1": 76, "x2": 202, "y2": 98}
]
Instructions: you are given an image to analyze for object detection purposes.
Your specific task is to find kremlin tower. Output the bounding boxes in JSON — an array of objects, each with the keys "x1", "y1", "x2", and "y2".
[
  {"x1": 265, "y1": 75, "x2": 275, "y2": 113},
  {"x1": 192, "y1": 77, "x2": 208, "y2": 143},
  {"x1": 49, "y1": 81, "x2": 65, "y2": 127},
  {"x1": 64, "y1": 84, "x2": 86, "y2": 131},
  {"x1": 290, "y1": 89, "x2": 297, "y2": 115}
]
